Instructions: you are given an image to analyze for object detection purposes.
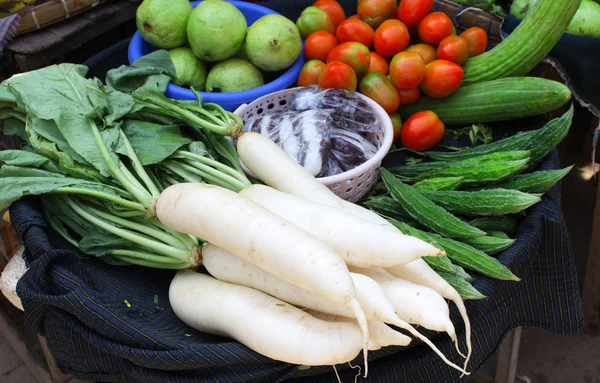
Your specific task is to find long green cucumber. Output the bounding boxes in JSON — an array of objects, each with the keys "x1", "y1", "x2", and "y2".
[
  {"x1": 413, "y1": 176, "x2": 464, "y2": 191},
  {"x1": 379, "y1": 168, "x2": 487, "y2": 239},
  {"x1": 399, "y1": 77, "x2": 571, "y2": 125},
  {"x1": 462, "y1": 236, "x2": 516, "y2": 255},
  {"x1": 462, "y1": 0, "x2": 582, "y2": 84},
  {"x1": 413, "y1": 159, "x2": 530, "y2": 187},
  {"x1": 526, "y1": 105, "x2": 574, "y2": 168},
  {"x1": 418, "y1": 189, "x2": 542, "y2": 216}
]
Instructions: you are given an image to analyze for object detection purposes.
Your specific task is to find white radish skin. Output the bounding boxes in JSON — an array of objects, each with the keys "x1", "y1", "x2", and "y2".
[
  {"x1": 239, "y1": 184, "x2": 443, "y2": 267},
  {"x1": 156, "y1": 183, "x2": 370, "y2": 373},
  {"x1": 202, "y1": 245, "x2": 467, "y2": 374},
  {"x1": 236, "y1": 130, "x2": 471, "y2": 371},
  {"x1": 351, "y1": 267, "x2": 456, "y2": 340},
  {"x1": 169, "y1": 271, "x2": 365, "y2": 366},
  {"x1": 387, "y1": 260, "x2": 473, "y2": 372},
  {"x1": 308, "y1": 311, "x2": 411, "y2": 349}
]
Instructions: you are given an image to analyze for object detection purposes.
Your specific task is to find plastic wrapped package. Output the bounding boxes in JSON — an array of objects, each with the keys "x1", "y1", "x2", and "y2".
[
  {"x1": 242, "y1": 109, "x2": 333, "y2": 176},
  {"x1": 329, "y1": 127, "x2": 378, "y2": 173}
]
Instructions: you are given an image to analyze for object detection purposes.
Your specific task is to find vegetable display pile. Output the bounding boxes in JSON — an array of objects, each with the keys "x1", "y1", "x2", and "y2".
[
  {"x1": 0, "y1": 51, "x2": 479, "y2": 376},
  {"x1": 0, "y1": 0, "x2": 583, "y2": 378}
]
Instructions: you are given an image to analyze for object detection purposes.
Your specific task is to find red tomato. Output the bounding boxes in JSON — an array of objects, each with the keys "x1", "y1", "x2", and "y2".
[
  {"x1": 405, "y1": 44, "x2": 437, "y2": 64},
  {"x1": 297, "y1": 60, "x2": 327, "y2": 87},
  {"x1": 313, "y1": 0, "x2": 346, "y2": 28},
  {"x1": 358, "y1": 72, "x2": 400, "y2": 113},
  {"x1": 437, "y1": 35, "x2": 470, "y2": 65},
  {"x1": 365, "y1": 51, "x2": 389, "y2": 76},
  {"x1": 460, "y1": 27, "x2": 488, "y2": 57},
  {"x1": 400, "y1": 111, "x2": 445, "y2": 151},
  {"x1": 327, "y1": 42, "x2": 371, "y2": 75},
  {"x1": 296, "y1": 6, "x2": 335, "y2": 38},
  {"x1": 418, "y1": 12, "x2": 454, "y2": 46},
  {"x1": 373, "y1": 19, "x2": 410, "y2": 57},
  {"x1": 396, "y1": 0, "x2": 434, "y2": 27},
  {"x1": 304, "y1": 31, "x2": 338, "y2": 61},
  {"x1": 335, "y1": 18, "x2": 374, "y2": 48},
  {"x1": 420, "y1": 59, "x2": 463, "y2": 98},
  {"x1": 389, "y1": 51, "x2": 426, "y2": 89},
  {"x1": 348, "y1": 14, "x2": 360, "y2": 20},
  {"x1": 397, "y1": 87, "x2": 421, "y2": 105},
  {"x1": 319, "y1": 61, "x2": 358, "y2": 91},
  {"x1": 389, "y1": 112, "x2": 403, "y2": 142},
  {"x1": 357, "y1": 0, "x2": 396, "y2": 29}
]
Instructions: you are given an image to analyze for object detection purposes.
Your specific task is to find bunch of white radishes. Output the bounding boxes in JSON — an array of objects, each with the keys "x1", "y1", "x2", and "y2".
[{"x1": 157, "y1": 132, "x2": 472, "y2": 378}]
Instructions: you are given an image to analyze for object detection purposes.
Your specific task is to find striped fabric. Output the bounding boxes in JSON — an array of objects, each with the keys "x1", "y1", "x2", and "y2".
[
  {"x1": 9, "y1": 1, "x2": 584, "y2": 381},
  {"x1": 11, "y1": 148, "x2": 584, "y2": 383}
]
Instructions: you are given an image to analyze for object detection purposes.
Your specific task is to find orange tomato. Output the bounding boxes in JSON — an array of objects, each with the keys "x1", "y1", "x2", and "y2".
[
  {"x1": 400, "y1": 111, "x2": 445, "y2": 151},
  {"x1": 460, "y1": 27, "x2": 488, "y2": 57},
  {"x1": 297, "y1": 60, "x2": 327, "y2": 87},
  {"x1": 405, "y1": 44, "x2": 438, "y2": 64},
  {"x1": 389, "y1": 51, "x2": 426, "y2": 89},
  {"x1": 418, "y1": 12, "x2": 454, "y2": 46},
  {"x1": 313, "y1": 0, "x2": 346, "y2": 28},
  {"x1": 335, "y1": 18, "x2": 375, "y2": 48},
  {"x1": 397, "y1": 87, "x2": 421, "y2": 105},
  {"x1": 326, "y1": 42, "x2": 371, "y2": 75},
  {"x1": 420, "y1": 59, "x2": 463, "y2": 98},
  {"x1": 373, "y1": 19, "x2": 410, "y2": 57},
  {"x1": 357, "y1": 0, "x2": 397, "y2": 28},
  {"x1": 318, "y1": 61, "x2": 358, "y2": 91},
  {"x1": 358, "y1": 72, "x2": 400, "y2": 113},
  {"x1": 304, "y1": 31, "x2": 338, "y2": 61},
  {"x1": 437, "y1": 35, "x2": 470, "y2": 65},
  {"x1": 364, "y1": 51, "x2": 389, "y2": 76}
]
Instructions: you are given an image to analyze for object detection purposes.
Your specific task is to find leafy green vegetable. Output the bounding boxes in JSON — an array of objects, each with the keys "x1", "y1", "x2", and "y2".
[
  {"x1": 0, "y1": 150, "x2": 60, "y2": 172},
  {"x1": 121, "y1": 120, "x2": 191, "y2": 165}
]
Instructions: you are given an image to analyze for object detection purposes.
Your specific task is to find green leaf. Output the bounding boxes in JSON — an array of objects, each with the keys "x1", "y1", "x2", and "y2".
[
  {"x1": 297, "y1": 365, "x2": 311, "y2": 371},
  {"x1": 121, "y1": 120, "x2": 190, "y2": 165},
  {"x1": 106, "y1": 50, "x2": 175, "y2": 94},
  {"x1": 153, "y1": 294, "x2": 159, "y2": 305},
  {"x1": 0, "y1": 150, "x2": 60, "y2": 172},
  {"x1": 3, "y1": 117, "x2": 26, "y2": 140},
  {"x1": 79, "y1": 230, "x2": 135, "y2": 256},
  {"x1": 0, "y1": 165, "x2": 63, "y2": 178},
  {"x1": 27, "y1": 117, "x2": 88, "y2": 165}
]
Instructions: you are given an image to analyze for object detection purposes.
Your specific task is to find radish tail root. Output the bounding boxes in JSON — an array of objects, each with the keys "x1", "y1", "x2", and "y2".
[
  {"x1": 454, "y1": 298, "x2": 473, "y2": 376},
  {"x1": 349, "y1": 298, "x2": 370, "y2": 378}
]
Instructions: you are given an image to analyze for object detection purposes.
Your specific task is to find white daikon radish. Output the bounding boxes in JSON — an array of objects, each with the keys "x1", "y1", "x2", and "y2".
[
  {"x1": 308, "y1": 311, "x2": 412, "y2": 349},
  {"x1": 156, "y1": 183, "x2": 370, "y2": 373},
  {"x1": 169, "y1": 271, "x2": 365, "y2": 366},
  {"x1": 236, "y1": 130, "x2": 472, "y2": 370},
  {"x1": 202, "y1": 245, "x2": 467, "y2": 374},
  {"x1": 387, "y1": 260, "x2": 473, "y2": 371},
  {"x1": 239, "y1": 184, "x2": 443, "y2": 267},
  {"x1": 351, "y1": 267, "x2": 456, "y2": 339}
]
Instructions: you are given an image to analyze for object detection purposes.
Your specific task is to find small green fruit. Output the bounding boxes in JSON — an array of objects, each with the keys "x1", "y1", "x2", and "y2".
[
  {"x1": 246, "y1": 14, "x2": 302, "y2": 72},
  {"x1": 136, "y1": 0, "x2": 192, "y2": 49},
  {"x1": 205, "y1": 58, "x2": 264, "y2": 93},
  {"x1": 187, "y1": 0, "x2": 247, "y2": 62},
  {"x1": 168, "y1": 47, "x2": 208, "y2": 90}
]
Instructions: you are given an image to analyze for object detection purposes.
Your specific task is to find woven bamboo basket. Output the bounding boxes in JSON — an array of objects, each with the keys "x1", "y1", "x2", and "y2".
[{"x1": 15, "y1": 0, "x2": 112, "y2": 36}]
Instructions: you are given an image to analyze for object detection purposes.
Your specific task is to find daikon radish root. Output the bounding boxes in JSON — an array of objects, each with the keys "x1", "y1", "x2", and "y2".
[
  {"x1": 202, "y1": 245, "x2": 467, "y2": 374},
  {"x1": 239, "y1": 184, "x2": 443, "y2": 267},
  {"x1": 308, "y1": 311, "x2": 412, "y2": 349},
  {"x1": 351, "y1": 266, "x2": 456, "y2": 340},
  {"x1": 156, "y1": 183, "x2": 370, "y2": 374},
  {"x1": 169, "y1": 271, "x2": 365, "y2": 366},
  {"x1": 387, "y1": 259, "x2": 473, "y2": 371}
]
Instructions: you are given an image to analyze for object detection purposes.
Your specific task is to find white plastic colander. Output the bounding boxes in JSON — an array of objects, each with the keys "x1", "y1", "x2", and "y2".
[{"x1": 233, "y1": 87, "x2": 394, "y2": 203}]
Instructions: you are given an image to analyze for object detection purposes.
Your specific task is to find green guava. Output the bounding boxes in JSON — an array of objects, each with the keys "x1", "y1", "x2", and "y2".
[
  {"x1": 245, "y1": 14, "x2": 302, "y2": 72},
  {"x1": 205, "y1": 58, "x2": 264, "y2": 92},
  {"x1": 187, "y1": 0, "x2": 247, "y2": 62},
  {"x1": 136, "y1": 0, "x2": 192, "y2": 49},
  {"x1": 234, "y1": 40, "x2": 249, "y2": 60},
  {"x1": 168, "y1": 47, "x2": 208, "y2": 90}
]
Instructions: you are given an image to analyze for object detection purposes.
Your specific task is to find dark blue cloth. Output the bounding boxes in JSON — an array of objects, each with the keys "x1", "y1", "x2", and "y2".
[{"x1": 10, "y1": 1, "x2": 585, "y2": 382}]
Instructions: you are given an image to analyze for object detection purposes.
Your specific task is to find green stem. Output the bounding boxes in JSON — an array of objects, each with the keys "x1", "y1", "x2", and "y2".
[
  {"x1": 64, "y1": 196, "x2": 190, "y2": 262},
  {"x1": 45, "y1": 215, "x2": 81, "y2": 249},
  {"x1": 149, "y1": 219, "x2": 199, "y2": 250},
  {"x1": 52, "y1": 187, "x2": 146, "y2": 212},
  {"x1": 118, "y1": 130, "x2": 161, "y2": 198},
  {"x1": 173, "y1": 150, "x2": 250, "y2": 186},
  {"x1": 109, "y1": 249, "x2": 188, "y2": 264},
  {"x1": 88, "y1": 120, "x2": 153, "y2": 208},
  {"x1": 180, "y1": 157, "x2": 246, "y2": 190},
  {"x1": 82, "y1": 204, "x2": 187, "y2": 250},
  {"x1": 160, "y1": 163, "x2": 205, "y2": 184},
  {"x1": 140, "y1": 97, "x2": 229, "y2": 135},
  {"x1": 109, "y1": 253, "x2": 191, "y2": 269},
  {"x1": 179, "y1": 161, "x2": 241, "y2": 191},
  {"x1": 180, "y1": 103, "x2": 228, "y2": 126}
]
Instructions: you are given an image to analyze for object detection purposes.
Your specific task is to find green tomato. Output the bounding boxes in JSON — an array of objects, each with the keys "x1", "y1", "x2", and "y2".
[{"x1": 295, "y1": 6, "x2": 335, "y2": 38}]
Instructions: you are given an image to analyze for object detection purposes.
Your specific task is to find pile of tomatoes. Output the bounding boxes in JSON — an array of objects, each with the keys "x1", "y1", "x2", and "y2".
[{"x1": 294, "y1": 0, "x2": 489, "y2": 151}]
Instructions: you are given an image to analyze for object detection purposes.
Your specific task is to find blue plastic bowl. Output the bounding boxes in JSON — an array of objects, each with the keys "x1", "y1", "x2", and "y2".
[{"x1": 128, "y1": 0, "x2": 305, "y2": 111}]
